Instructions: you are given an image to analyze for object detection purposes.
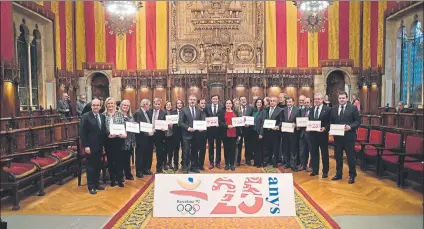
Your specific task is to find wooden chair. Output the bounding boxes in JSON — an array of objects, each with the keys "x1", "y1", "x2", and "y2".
[{"x1": 359, "y1": 128, "x2": 383, "y2": 170}]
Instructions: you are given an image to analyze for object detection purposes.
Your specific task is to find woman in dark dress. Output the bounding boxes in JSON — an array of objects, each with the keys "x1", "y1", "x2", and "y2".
[
  {"x1": 120, "y1": 99, "x2": 135, "y2": 181},
  {"x1": 252, "y1": 98, "x2": 265, "y2": 168},
  {"x1": 218, "y1": 99, "x2": 241, "y2": 171},
  {"x1": 164, "y1": 101, "x2": 175, "y2": 170}
]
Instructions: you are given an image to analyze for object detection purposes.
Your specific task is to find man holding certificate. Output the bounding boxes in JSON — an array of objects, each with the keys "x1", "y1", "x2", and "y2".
[
  {"x1": 330, "y1": 91, "x2": 361, "y2": 184},
  {"x1": 148, "y1": 98, "x2": 167, "y2": 174},
  {"x1": 260, "y1": 96, "x2": 282, "y2": 167},
  {"x1": 178, "y1": 95, "x2": 203, "y2": 173},
  {"x1": 308, "y1": 93, "x2": 331, "y2": 178},
  {"x1": 236, "y1": 96, "x2": 254, "y2": 166},
  {"x1": 280, "y1": 97, "x2": 300, "y2": 171},
  {"x1": 297, "y1": 96, "x2": 311, "y2": 171},
  {"x1": 133, "y1": 99, "x2": 154, "y2": 178},
  {"x1": 204, "y1": 95, "x2": 223, "y2": 169},
  {"x1": 79, "y1": 99, "x2": 106, "y2": 195}
]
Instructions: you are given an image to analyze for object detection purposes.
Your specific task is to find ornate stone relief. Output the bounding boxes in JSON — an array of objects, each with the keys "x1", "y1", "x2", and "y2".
[{"x1": 169, "y1": 1, "x2": 264, "y2": 74}]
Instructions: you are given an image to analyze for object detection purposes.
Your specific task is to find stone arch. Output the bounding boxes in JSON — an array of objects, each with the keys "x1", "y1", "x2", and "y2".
[
  {"x1": 84, "y1": 71, "x2": 112, "y2": 101},
  {"x1": 325, "y1": 68, "x2": 352, "y2": 105}
]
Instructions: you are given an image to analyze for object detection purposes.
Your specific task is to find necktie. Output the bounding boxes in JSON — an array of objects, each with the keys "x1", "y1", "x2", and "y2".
[
  {"x1": 340, "y1": 105, "x2": 345, "y2": 117},
  {"x1": 305, "y1": 107, "x2": 309, "y2": 117},
  {"x1": 152, "y1": 110, "x2": 157, "y2": 125},
  {"x1": 95, "y1": 114, "x2": 101, "y2": 129},
  {"x1": 242, "y1": 106, "x2": 246, "y2": 116},
  {"x1": 191, "y1": 107, "x2": 195, "y2": 119},
  {"x1": 213, "y1": 105, "x2": 217, "y2": 116},
  {"x1": 288, "y1": 107, "x2": 292, "y2": 120},
  {"x1": 315, "y1": 106, "x2": 319, "y2": 119},
  {"x1": 269, "y1": 107, "x2": 274, "y2": 117},
  {"x1": 143, "y1": 110, "x2": 150, "y2": 123}
]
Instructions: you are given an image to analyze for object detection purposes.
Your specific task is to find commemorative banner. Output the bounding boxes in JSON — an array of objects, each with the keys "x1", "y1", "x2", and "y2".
[{"x1": 153, "y1": 173, "x2": 296, "y2": 217}]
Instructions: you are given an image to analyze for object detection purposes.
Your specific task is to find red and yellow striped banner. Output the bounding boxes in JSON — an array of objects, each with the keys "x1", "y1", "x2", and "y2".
[
  {"x1": 266, "y1": 1, "x2": 386, "y2": 69},
  {"x1": 37, "y1": 1, "x2": 167, "y2": 71}
]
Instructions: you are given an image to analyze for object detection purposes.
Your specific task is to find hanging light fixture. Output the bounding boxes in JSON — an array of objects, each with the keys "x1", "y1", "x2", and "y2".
[
  {"x1": 293, "y1": 1, "x2": 332, "y2": 33},
  {"x1": 102, "y1": 1, "x2": 143, "y2": 38}
]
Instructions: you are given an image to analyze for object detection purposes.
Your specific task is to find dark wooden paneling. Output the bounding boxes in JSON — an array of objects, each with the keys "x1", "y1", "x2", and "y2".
[
  {"x1": 369, "y1": 85, "x2": 379, "y2": 114},
  {"x1": 234, "y1": 86, "x2": 248, "y2": 100},
  {"x1": 138, "y1": 88, "x2": 153, "y2": 106},
  {"x1": 188, "y1": 87, "x2": 202, "y2": 101},
  {"x1": 298, "y1": 87, "x2": 313, "y2": 100},
  {"x1": 121, "y1": 88, "x2": 137, "y2": 112},
  {"x1": 250, "y1": 87, "x2": 264, "y2": 104},
  {"x1": 1, "y1": 82, "x2": 16, "y2": 118},
  {"x1": 284, "y1": 87, "x2": 298, "y2": 102},
  {"x1": 209, "y1": 86, "x2": 224, "y2": 102},
  {"x1": 267, "y1": 86, "x2": 282, "y2": 98},
  {"x1": 153, "y1": 88, "x2": 167, "y2": 108},
  {"x1": 171, "y1": 87, "x2": 186, "y2": 105}
]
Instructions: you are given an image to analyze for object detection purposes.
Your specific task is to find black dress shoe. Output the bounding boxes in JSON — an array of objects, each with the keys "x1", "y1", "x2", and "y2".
[
  {"x1": 331, "y1": 175, "x2": 342, "y2": 181},
  {"x1": 231, "y1": 166, "x2": 236, "y2": 171},
  {"x1": 273, "y1": 164, "x2": 278, "y2": 168},
  {"x1": 283, "y1": 164, "x2": 290, "y2": 169},
  {"x1": 110, "y1": 181, "x2": 116, "y2": 187},
  {"x1": 322, "y1": 173, "x2": 328, "y2": 178},
  {"x1": 96, "y1": 185, "x2": 105, "y2": 190},
  {"x1": 348, "y1": 177, "x2": 355, "y2": 184},
  {"x1": 88, "y1": 189, "x2": 97, "y2": 195},
  {"x1": 126, "y1": 175, "x2": 134, "y2": 180},
  {"x1": 224, "y1": 165, "x2": 230, "y2": 170},
  {"x1": 216, "y1": 164, "x2": 221, "y2": 169},
  {"x1": 292, "y1": 167, "x2": 298, "y2": 172},
  {"x1": 236, "y1": 163, "x2": 241, "y2": 167},
  {"x1": 136, "y1": 173, "x2": 144, "y2": 178},
  {"x1": 118, "y1": 182, "x2": 125, "y2": 188},
  {"x1": 199, "y1": 167, "x2": 205, "y2": 171},
  {"x1": 256, "y1": 165, "x2": 261, "y2": 168},
  {"x1": 143, "y1": 170, "x2": 153, "y2": 175},
  {"x1": 310, "y1": 172, "x2": 318, "y2": 176},
  {"x1": 190, "y1": 169, "x2": 200, "y2": 173}
]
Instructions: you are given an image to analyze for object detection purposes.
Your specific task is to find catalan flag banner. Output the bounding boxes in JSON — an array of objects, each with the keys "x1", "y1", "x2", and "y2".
[
  {"x1": 266, "y1": 1, "x2": 387, "y2": 69},
  {"x1": 37, "y1": 1, "x2": 168, "y2": 71}
]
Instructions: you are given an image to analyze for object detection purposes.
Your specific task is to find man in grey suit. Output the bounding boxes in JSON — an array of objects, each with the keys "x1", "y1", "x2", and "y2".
[
  {"x1": 280, "y1": 97, "x2": 300, "y2": 171},
  {"x1": 330, "y1": 91, "x2": 361, "y2": 184},
  {"x1": 178, "y1": 95, "x2": 204, "y2": 173},
  {"x1": 57, "y1": 93, "x2": 70, "y2": 120},
  {"x1": 237, "y1": 96, "x2": 255, "y2": 166},
  {"x1": 259, "y1": 96, "x2": 282, "y2": 167}
]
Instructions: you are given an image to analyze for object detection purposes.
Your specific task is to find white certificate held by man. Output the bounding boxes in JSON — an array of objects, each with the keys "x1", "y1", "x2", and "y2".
[
  {"x1": 263, "y1": 119, "x2": 276, "y2": 129},
  {"x1": 330, "y1": 124, "x2": 345, "y2": 136},
  {"x1": 140, "y1": 122, "x2": 153, "y2": 133},
  {"x1": 205, "y1": 117, "x2": 219, "y2": 127},
  {"x1": 110, "y1": 124, "x2": 126, "y2": 135},
  {"x1": 193, "y1": 120, "x2": 207, "y2": 130},
  {"x1": 125, "y1": 122, "x2": 140, "y2": 133},
  {"x1": 281, "y1": 122, "x2": 295, "y2": 133},
  {"x1": 296, "y1": 117, "x2": 309, "y2": 127},
  {"x1": 232, "y1": 117, "x2": 245, "y2": 127},
  {"x1": 165, "y1": 115, "x2": 179, "y2": 124},
  {"x1": 306, "y1": 121, "x2": 321, "y2": 131},
  {"x1": 154, "y1": 120, "x2": 168, "y2": 130},
  {"x1": 244, "y1": 116, "x2": 254, "y2": 125}
]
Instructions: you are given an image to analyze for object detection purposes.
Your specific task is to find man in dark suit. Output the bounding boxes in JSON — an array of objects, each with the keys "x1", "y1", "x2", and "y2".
[
  {"x1": 280, "y1": 97, "x2": 300, "y2": 171},
  {"x1": 308, "y1": 93, "x2": 331, "y2": 178},
  {"x1": 195, "y1": 98, "x2": 207, "y2": 170},
  {"x1": 298, "y1": 96, "x2": 311, "y2": 171},
  {"x1": 330, "y1": 91, "x2": 361, "y2": 184},
  {"x1": 178, "y1": 95, "x2": 203, "y2": 173},
  {"x1": 133, "y1": 99, "x2": 154, "y2": 178},
  {"x1": 172, "y1": 99, "x2": 184, "y2": 171},
  {"x1": 148, "y1": 98, "x2": 167, "y2": 174},
  {"x1": 57, "y1": 93, "x2": 70, "y2": 120},
  {"x1": 204, "y1": 94, "x2": 223, "y2": 169},
  {"x1": 237, "y1": 96, "x2": 254, "y2": 166},
  {"x1": 79, "y1": 99, "x2": 106, "y2": 195},
  {"x1": 259, "y1": 96, "x2": 282, "y2": 167}
]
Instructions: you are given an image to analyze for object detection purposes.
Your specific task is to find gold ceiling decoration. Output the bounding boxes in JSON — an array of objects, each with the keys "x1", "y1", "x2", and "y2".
[
  {"x1": 293, "y1": 1, "x2": 332, "y2": 33},
  {"x1": 102, "y1": 1, "x2": 143, "y2": 38}
]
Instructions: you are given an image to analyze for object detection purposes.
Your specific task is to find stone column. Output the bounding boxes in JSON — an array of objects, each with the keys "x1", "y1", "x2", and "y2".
[{"x1": 27, "y1": 35, "x2": 33, "y2": 108}]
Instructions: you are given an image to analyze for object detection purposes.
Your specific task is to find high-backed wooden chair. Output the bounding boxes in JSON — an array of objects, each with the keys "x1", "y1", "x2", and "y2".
[{"x1": 359, "y1": 128, "x2": 383, "y2": 170}]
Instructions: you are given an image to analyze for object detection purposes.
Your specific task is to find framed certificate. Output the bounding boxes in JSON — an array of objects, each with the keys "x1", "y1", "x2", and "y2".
[
  {"x1": 281, "y1": 122, "x2": 295, "y2": 133},
  {"x1": 126, "y1": 122, "x2": 140, "y2": 133},
  {"x1": 232, "y1": 117, "x2": 245, "y2": 127},
  {"x1": 205, "y1": 117, "x2": 219, "y2": 127},
  {"x1": 166, "y1": 115, "x2": 179, "y2": 124},
  {"x1": 140, "y1": 122, "x2": 153, "y2": 133},
  {"x1": 193, "y1": 120, "x2": 207, "y2": 130},
  {"x1": 244, "y1": 116, "x2": 254, "y2": 125},
  {"x1": 263, "y1": 119, "x2": 276, "y2": 129},
  {"x1": 330, "y1": 124, "x2": 345, "y2": 136},
  {"x1": 110, "y1": 124, "x2": 126, "y2": 135},
  {"x1": 296, "y1": 117, "x2": 309, "y2": 127},
  {"x1": 306, "y1": 121, "x2": 321, "y2": 131},
  {"x1": 154, "y1": 120, "x2": 168, "y2": 130}
]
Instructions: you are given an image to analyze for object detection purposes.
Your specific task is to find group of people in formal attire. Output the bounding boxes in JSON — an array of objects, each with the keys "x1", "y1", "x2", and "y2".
[{"x1": 79, "y1": 91, "x2": 360, "y2": 195}]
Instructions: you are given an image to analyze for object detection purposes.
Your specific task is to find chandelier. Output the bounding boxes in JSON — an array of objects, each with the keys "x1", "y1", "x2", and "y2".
[
  {"x1": 293, "y1": 1, "x2": 331, "y2": 33},
  {"x1": 102, "y1": 1, "x2": 143, "y2": 38}
]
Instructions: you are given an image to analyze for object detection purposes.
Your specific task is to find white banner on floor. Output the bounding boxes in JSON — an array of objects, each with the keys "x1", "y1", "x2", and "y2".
[{"x1": 153, "y1": 173, "x2": 296, "y2": 217}]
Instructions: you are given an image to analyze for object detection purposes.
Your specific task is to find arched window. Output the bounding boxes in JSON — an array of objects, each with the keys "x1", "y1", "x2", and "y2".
[
  {"x1": 409, "y1": 15, "x2": 423, "y2": 106},
  {"x1": 398, "y1": 21, "x2": 408, "y2": 104},
  {"x1": 17, "y1": 20, "x2": 30, "y2": 108}
]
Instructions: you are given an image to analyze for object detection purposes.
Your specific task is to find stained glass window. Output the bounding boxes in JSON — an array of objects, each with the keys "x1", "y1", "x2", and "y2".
[
  {"x1": 410, "y1": 20, "x2": 423, "y2": 105},
  {"x1": 17, "y1": 29, "x2": 29, "y2": 108},
  {"x1": 399, "y1": 25, "x2": 408, "y2": 104}
]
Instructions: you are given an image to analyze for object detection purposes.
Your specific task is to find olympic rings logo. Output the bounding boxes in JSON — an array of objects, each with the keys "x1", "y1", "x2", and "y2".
[{"x1": 176, "y1": 203, "x2": 200, "y2": 215}]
